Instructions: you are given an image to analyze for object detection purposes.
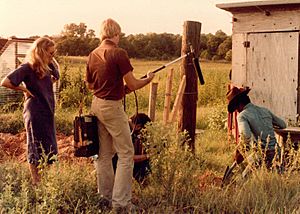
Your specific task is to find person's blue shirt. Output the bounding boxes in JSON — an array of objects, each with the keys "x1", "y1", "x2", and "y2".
[{"x1": 237, "y1": 103, "x2": 287, "y2": 150}]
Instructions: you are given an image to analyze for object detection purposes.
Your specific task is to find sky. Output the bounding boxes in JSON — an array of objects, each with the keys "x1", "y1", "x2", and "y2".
[{"x1": 0, "y1": 0, "x2": 252, "y2": 38}]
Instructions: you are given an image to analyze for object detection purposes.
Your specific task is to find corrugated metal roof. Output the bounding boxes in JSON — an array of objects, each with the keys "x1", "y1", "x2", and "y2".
[{"x1": 216, "y1": 0, "x2": 300, "y2": 11}]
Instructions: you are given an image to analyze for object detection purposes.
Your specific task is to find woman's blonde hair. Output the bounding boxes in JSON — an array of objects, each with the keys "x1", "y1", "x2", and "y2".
[
  {"x1": 26, "y1": 37, "x2": 55, "y2": 79},
  {"x1": 100, "y1": 18, "x2": 121, "y2": 42}
]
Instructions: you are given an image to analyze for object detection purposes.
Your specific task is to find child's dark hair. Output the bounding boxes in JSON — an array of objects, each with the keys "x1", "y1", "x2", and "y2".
[
  {"x1": 130, "y1": 113, "x2": 151, "y2": 128},
  {"x1": 239, "y1": 94, "x2": 251, "y2": 106}
]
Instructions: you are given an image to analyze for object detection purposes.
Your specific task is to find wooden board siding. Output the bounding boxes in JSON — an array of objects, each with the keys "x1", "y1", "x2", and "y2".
[
  {"x1": 0, "y1": 40, "x2": 60, "y2": 105},
  {"x1": 0, "y1": 41, "x2": 32, "y2": 104},
  {"x1": 15, "y1": 42, "x2": 31, "y2": 68},
  {"x1": 0, "y1": 43, "x2": 15, "y2": 79},
  {"x1": 231, "y1": 33, "x2": 247, "y2": 87},
  {"x1": 231, "y1": 8, "x2": 300, "y2": 34},
  {"x1": 217, "y1": 1, "x2": 300, "y2": 123},
  {"x1": 245, "y1": 31, "x2": 299, "y2": 121}
]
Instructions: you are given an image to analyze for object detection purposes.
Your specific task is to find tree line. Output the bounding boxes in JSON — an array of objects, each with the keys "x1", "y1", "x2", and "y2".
[{"x1": 52, "y1": 22, "x2": 232, "y2": 61}]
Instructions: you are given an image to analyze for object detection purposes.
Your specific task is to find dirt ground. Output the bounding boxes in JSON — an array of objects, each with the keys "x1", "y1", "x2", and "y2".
[{"x1": 0, "y1": 132, "x2": 75, "y2": 163}]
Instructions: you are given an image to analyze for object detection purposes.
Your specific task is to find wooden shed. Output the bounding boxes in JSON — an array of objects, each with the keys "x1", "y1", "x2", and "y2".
[
  {"x1": 0, "y1": 37, "x2": 59, "y2": 105},
  {"x1": 0, "y1": 37, "x2": 34, "y2": 104},
  {"x1": 217, "y1": 0, "x2": 300, "y2": 123}
]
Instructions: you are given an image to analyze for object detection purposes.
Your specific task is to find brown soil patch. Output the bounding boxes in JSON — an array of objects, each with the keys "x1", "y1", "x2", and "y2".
[
  {"x1": 0, "y1": 132, "x2": 76, "y2": 163},
  {"x1": 198, "y1": 170, "x2": 223, "y2": 191}
]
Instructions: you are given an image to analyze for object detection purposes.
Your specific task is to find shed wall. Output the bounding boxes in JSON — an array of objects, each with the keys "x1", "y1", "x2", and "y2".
[
  {"x1": 226, "y1": 3, "x2": 300, "y2": 122},
  {"x1": 0, "y1": 41, "x2": 60, "y2": 105},
  {"x1": 232, "y1": 8, "x2": 300, "y2": 33},
  {"x1": 246, "y1": 31, "x2": 299, "y2": 121},
  {"x1": 0, "y1": 42, "x2": 32, "y2": 104}
]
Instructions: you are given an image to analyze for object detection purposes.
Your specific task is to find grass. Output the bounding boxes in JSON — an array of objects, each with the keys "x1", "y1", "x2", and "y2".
[{"x1": 1, "y1": 128, "x2": 300, "y2": 213}]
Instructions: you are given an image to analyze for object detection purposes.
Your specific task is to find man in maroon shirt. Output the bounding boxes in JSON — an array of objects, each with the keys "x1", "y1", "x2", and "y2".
[{"x1": 86, "y1": 18, "x2": 154, "y2": 212}]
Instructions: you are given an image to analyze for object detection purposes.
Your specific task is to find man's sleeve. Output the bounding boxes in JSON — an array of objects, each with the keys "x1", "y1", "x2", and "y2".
[
  {"x1": 86, "y1": 54, "x2": 92, "y2": 83},
  {"x1": 270, "y1": 111, "x2": 287, "y2": 129},
  {"x1": 237, "y1": 114, "x2": 252, "y2": 144}
]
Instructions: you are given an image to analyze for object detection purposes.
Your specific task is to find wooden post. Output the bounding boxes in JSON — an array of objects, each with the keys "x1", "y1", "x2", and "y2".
[
  {"x1": 169, "y1": 75, "x2": 186, "y2": 123},
  {"x1": 148, "y1": 82, "x2": 158, "y2": 121},
  {"x1": 178, "y1": 21, "x2": 201, "y2": 153},
  {"x1": 15, "y1": 42, "x2": 18, "y2": 69},
  {"x1": 163, "y1": 69, "x2": 174, "y2": 124}
]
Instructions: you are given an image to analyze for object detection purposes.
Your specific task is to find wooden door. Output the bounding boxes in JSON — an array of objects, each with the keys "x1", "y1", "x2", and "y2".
[{"x1": 246, "y1": 31, "x2": 299, "y2": 122}]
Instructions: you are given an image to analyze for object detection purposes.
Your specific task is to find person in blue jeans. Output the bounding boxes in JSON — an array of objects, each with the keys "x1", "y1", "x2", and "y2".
[{"x1": 226, "y1": 86, "x2": 286, "y2": 168}]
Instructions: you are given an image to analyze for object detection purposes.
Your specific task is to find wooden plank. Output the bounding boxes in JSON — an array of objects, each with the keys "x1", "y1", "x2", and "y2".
[
  {"x1": 169, "y1": 75, "x2": 186, "y2": 123},
  {"x1": 148, "y1": 82, "x2": 158, "y2": 122},
  {"x1": 232, "y1": 9, "x2": 300, "y2": 33},
  {"x1": 0, "y1": 44, "x2": 15, "y2": 78},
  {"x1": 231, "y1": 33, "x2": 247, "y2": 87},
  {"x1": 246, "y1": 31, "x2": 299, "y2": 122},
  {"x1": 16, "y1": 42, "x2": 32, "y2": 55},
  {"x1": 163, "y1": 68, "x2": 174, "y2": 124}
]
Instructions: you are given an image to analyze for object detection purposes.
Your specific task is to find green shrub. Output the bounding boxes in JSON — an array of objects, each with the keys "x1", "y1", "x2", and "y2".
[
  {"x1": 58, "y1": 63, "x2": 92, "y2": 109},
  {"x1": 0, "y1": 161, "x2": 101, "y2": 213},
  {"x1": 55, "y1": 108, "x2": 78, "y2": 135},
  {"x1": 0, "y1": 111, "x2": 24, "y2": 134},
  {"x1": 207, "y1": 102, "x2": 227, "y2": 130},
  {"x1": 138, "y1": 122, "x2": 204, "y2": 209}
]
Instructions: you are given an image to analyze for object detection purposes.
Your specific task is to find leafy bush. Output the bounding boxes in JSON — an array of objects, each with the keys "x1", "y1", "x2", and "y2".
[
  {"x1": 207, "y1": 102, "x2": 227, "y2": 130},
  {"x1": 58, "y1": 61, "x2": 92, "y2": 109},
  {"x1": 0, "y1": 111, "x2": 24, "y2": 134},
  {"x1": 138, "y1": 122, "x2": 204, "y2": 208},
  {"x1": 225, "y1": 50, "x2": 232, "y2": 61},
  {"x1": 0, "y1": 161, "x2": 101, "y2": 213},
  {"x1": 55, "y1": 108, "x2": 78, "y2": 136}
]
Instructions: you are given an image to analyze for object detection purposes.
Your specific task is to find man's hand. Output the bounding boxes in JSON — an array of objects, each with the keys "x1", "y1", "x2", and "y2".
[
  {"x1": 146, "y1": 71, "x2": 155, "y2": 83},
  {"x1": 124, "y1": 85, "x2": 133, "y2": 94}
]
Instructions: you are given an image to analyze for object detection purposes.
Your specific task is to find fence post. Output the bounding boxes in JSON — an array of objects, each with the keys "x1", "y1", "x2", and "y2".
[
  {"x1": 148, "y1": 82, "x2": 158, "y2": 121},
  {"x1": 169, "y1": 75, "x2": 186, "y2": 123},
  {"x1": 163, "y1": 69, "x2": 174, "y2": 124},
  {"x1": 178, "y1": 20, "x2": 201, "y2": 153}
]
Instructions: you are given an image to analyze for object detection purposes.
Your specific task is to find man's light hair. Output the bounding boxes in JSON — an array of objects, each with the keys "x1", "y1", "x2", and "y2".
[{"x1": 100, "y1": 18, "x2": 121, "y2": 41}]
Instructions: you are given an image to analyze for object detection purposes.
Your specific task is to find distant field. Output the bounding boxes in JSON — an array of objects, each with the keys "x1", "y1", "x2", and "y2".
[
  {"x1": 0, "y1": 57, "x2": 230, "y2": 134},
  {"x1": 54, "y1": 57, "x2": 231, "y2": 132}
]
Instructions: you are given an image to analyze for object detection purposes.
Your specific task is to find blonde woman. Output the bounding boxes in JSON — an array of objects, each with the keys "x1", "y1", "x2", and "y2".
[{"x1": 1, "y1": 37, "x2": 60, "y2": 185}]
